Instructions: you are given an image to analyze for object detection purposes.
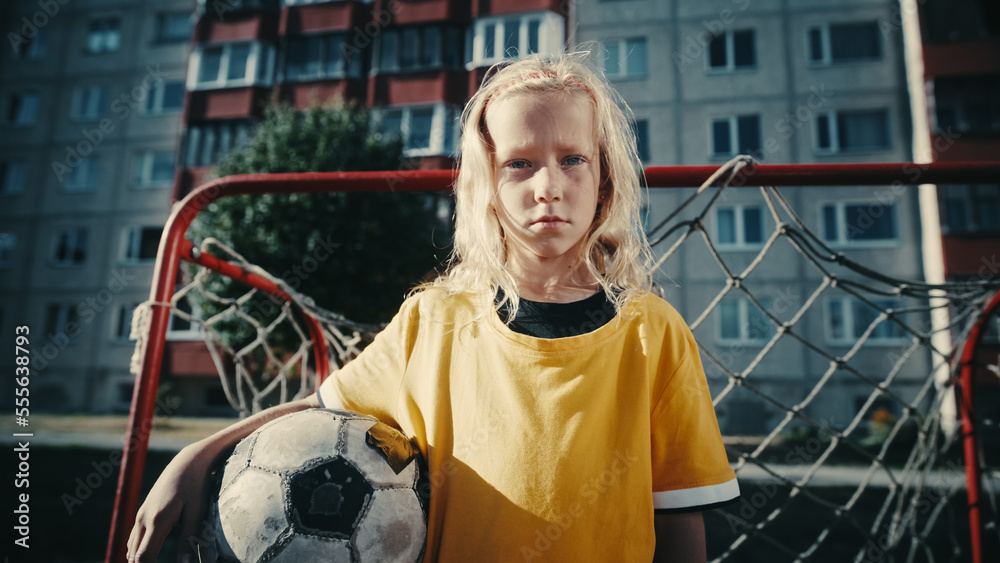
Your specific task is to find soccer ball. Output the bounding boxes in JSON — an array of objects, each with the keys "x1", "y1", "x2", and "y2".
[{"x1": 209, "y1": 409, "x2": 428, "y2": 562}]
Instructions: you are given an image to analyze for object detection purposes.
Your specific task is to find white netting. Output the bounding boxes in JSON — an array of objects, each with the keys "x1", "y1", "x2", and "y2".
[
  {"x1": 131, "y1": 237, "x2": 381, "y2": 416},
  {"x1": 133, "y1": 158, "x2": 1000, "y2": 561},
  {"x1": 643, "y1": 157, "x2": 1000, "y2": 561}
]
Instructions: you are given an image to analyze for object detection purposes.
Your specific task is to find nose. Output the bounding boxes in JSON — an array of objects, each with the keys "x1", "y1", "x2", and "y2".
[{"x1": 533, "y1": 166, "x2": 563, "y2": 202}]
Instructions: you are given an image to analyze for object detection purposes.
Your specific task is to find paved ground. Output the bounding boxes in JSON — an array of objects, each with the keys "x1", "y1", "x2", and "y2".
[
  {"x1": 733, "y1": 461, "x2": 1000, "y2": 489},
  {"x1": 0, "y1": 414, "x2": 236, "y2": 451}
]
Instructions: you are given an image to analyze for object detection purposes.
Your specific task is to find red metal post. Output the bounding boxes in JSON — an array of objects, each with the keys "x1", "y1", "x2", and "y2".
[
  {"x1": 641, "y1": 161, "x2": 1000, "y2": 187},
  {"x1": 957, "y1": 288, "x2": 1000, "y2": 563},
  {"x1": 104, "y1": 200, "x2": 191, "y2": 563}
]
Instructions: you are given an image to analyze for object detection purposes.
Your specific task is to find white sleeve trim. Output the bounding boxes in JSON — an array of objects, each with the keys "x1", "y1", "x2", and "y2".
[
  {"x1": 316, "y1": 378, "x2": 344, "y2": 410},
  {"x1": 653, "y1": 477, "x2": 740, "y2": 510}
]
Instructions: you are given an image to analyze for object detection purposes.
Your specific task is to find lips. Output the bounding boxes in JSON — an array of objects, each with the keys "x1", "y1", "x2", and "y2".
[
  {"x1": 532, "y1": 215, "x2": 568, "y2": 229},
  {"x1": 534, "y1": 215, "x2": 567, "y2": 224}
]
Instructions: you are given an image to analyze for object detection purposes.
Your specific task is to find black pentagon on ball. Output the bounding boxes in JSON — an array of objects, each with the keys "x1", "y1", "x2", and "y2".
[{"x1": 287, "y1": 457, "x2": 374, "y2": 539}]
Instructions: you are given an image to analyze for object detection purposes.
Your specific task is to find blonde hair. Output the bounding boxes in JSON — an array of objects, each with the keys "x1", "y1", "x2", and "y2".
[{"x1": 429, "y1": 52, "x2": 653, "y2": 319}]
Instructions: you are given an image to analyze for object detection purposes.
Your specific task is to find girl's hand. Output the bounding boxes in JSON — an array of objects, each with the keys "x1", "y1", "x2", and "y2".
[{"x1": 126, "y1": 442, "x2": 216, "y2": 563}]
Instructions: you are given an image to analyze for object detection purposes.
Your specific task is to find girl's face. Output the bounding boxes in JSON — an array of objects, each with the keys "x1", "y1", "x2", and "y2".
[{"x1": 486, "y1": 91, "x2": 601, "y2": 270}]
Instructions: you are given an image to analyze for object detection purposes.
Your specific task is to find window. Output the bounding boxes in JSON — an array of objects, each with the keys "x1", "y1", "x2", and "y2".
[
  {"x1": 185, "y1": 120, "x2": 255, "y2": 167},
  {"x1": 283, "y1": 0, "x2": 370, "y2": 4},
  {"x1": 708, "y1": 29, "x2": 755, "y2": 71},
  {"x1": 155, "y1": 12, "x2": 192, "y2": 44},
  {"x1": 0, "y1": 232, "x2": 15, "y2": 268},
  {"x1": 603, "y1": 37, "x2": 648, "y2": 79},
  {"x1": 711, "y1": 115, "x2": 762, "y2": 158},
  {"x1": 114, "y1": 302, "x2": 142, "y2": 341},
  {"x1": 940, "y1": 184, "x2": 1000, "y2": 234},
  {"x1": 934, "y1": 75, "x2": 1000, "y2": 134},
  {"x1": 983, "y1": 309, "x2": 1000, "y2": 344},
  {"x1": 63, "y1": 157, "x2": 101, "y2": 192},
  {"x1": 45, "y1": 303, "x2": 79, "y2": 339},
  {"x1": 87, "y1": 18, "x2": 121, "y2": 54},
  {"x1": 123, "y1": 226, "x2": 162, "y2": 262},
  {"x1": 815, "y1": 109, "x2": 890, "y2": 153},
  {"x1": 71, "y1": 86, "x2": 109, "y2": 121},
  {"x1": 920, "y1": 0, "x2": 1000, "y2": 44},
  {"x1": 11, "y1": 29, "x2": 46, "y2": 60},
  {"x1": 376, "y1": 25, "x2": 463, "y2": 73},
  {"x1": 633, "y1": 119, "x2": 650, "y2": 162},
  {"x1": 133, "y1": 151, "x2": 175, "y2": 188},
  {"x1": 190, "y1": 42, "x2": 274, "y2": 90},
  {"x1": 6, "y1": 93, "x2": 39, "y2": 126},
  {"x1": 470, "y1": 12, "x2": 563, "y2": 68},
  {"x1": 116, "y1": 382, "x2": 134, "y2": 411},
  {"x1": 286, "y1": 32, "x2": 364, "y2": 80},
  {"x1": 822, "y1": 201, "x2": 898, "y2": 245},
  {"x1": 718, "y1": 298, "x2": 773, "y2": 344},
  {"x1": 168, "y1": 289, "x2": 203, "y2": 340},
  {"x1": 1, "y1": 160, "x2": 26, "y2": 195},
  {"x1": 716, "y1": 205, "x2": 765, "y2": 248},
  {"x1": 827, "y1": 298, "x2": 906, "y2": 344},
  {"x1": 205, "y1": 386, "x2": 231, "y2": 408},
  {"x1": 52, "y1": 228, "x2": 89, "y2": 266},
  {"x1": 809, "y1": 22, "x2": 881, "y2": 65},
  {"x1": 378, "y1": 104, "x2": 459, "y2": 157},
  {"x1": 144, "y1": 81, "x2": 185, "y2": 114}
]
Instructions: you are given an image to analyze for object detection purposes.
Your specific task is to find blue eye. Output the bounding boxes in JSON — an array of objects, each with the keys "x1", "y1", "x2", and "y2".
[
  {"x1": 508, "y1": 160, "x2": 529, "y2": 169},
  {"x1": 564, "y1": 156, "x2": 585, "y2": 166}
]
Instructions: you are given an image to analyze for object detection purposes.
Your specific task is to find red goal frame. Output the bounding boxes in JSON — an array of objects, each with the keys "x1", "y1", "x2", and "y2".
[{"x1": 107, "y1": 162, "x2": 1000, "y2": 563}]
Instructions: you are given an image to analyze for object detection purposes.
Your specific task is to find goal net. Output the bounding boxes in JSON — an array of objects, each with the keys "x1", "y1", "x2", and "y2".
[{"x1": 114, "y1": 161, "x2": 1000, "y2": 563}]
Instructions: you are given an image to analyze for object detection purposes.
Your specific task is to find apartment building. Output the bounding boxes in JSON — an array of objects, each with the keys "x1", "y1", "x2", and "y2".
[
  {"x1": 5, "y1": 0, "x2": 990, "y2": 424},
  {"x1": 573, "y1": 0, "x2": 927, "y2": 433},
  {"x1": 918, "y1": 0, "x2": 1000, "y2": 434},
  {"x1": 0, "y1": 0, "x2": 193, "y2": 413}
]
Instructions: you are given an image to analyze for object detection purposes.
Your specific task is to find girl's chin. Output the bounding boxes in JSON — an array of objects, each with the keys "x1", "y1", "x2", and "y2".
[{"x1": 508, "y1": 243, "x2": 588, "y2": 264}]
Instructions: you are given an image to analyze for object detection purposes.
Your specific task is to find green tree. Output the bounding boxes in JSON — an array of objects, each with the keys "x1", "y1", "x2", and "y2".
[{"x1": 191, "y1": 102, "x2": 448, "y2": 328}]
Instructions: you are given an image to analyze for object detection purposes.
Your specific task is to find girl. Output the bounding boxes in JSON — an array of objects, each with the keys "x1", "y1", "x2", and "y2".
[{"x1": 127, "y1": 53, "x2": 738, "y2": 563}]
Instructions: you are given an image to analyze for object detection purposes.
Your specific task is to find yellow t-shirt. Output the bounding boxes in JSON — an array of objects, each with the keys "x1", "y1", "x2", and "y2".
[{"x1": 318, "y1": 288, "x2": 738, "y2": 562}]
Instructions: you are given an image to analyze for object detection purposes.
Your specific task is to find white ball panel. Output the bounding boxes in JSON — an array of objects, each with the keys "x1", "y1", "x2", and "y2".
[
  {"x1": 220, "y1": 434, "x2": 255, "y2": 495},
  {"x1": 250, "y1": 410, "x2": 345, "y2": 472},
  {"x1": 216, "y1": 469, "x2": 289, "y2": 563},
  {"x1": 352, "y1": 488, "x2": 426, "y2": 563}
]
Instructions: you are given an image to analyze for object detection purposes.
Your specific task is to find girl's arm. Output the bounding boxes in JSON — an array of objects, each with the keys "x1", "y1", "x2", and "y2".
[
  {"x1": 127, "y1": 393, "x2": 321, "y2": 563},
  {"x1": 653, "y1": 511, "x2": 706, "y2": 563}
]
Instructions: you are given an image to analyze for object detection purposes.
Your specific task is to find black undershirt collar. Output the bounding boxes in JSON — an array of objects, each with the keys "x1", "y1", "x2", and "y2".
[{"x1": 495, "y1": 289, "x2": 617, "y2": 339}]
